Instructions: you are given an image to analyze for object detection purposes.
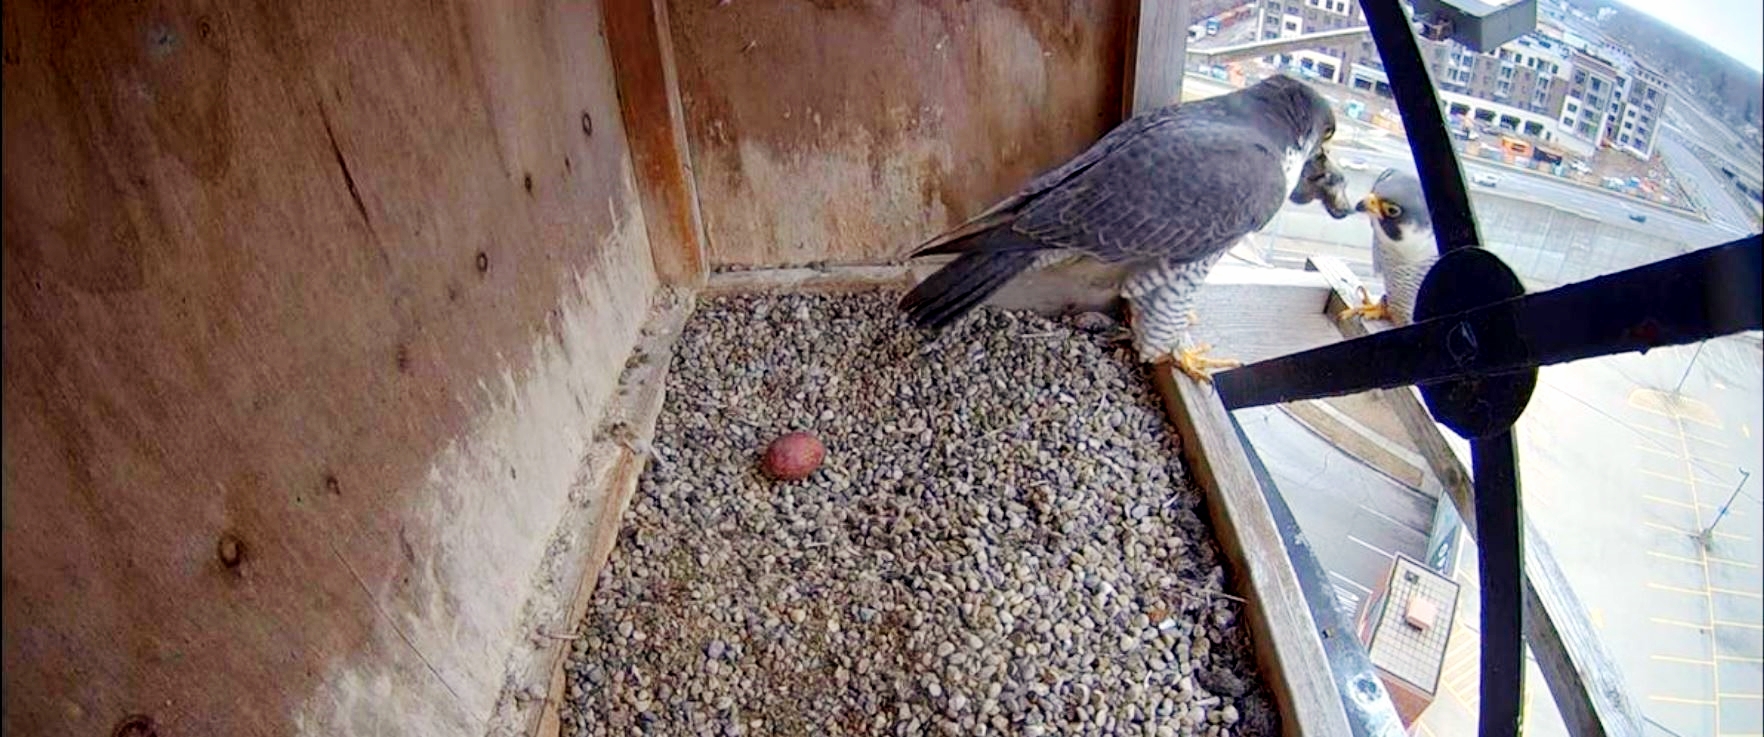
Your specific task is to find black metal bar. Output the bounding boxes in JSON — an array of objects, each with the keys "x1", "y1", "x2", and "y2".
[
  {"x1": 1214, "y1": 236, "x2": 1764, "y2": 410},
  {"x1": 1357, "y1": 0, "x2": 1480, "y2": 255},
  {"x1": 1472, "y1": 432, "x2": 1524, "y2": 737},
  {"x1": 1229, "y1": 413, "x2": 1409, "y2": 737}
]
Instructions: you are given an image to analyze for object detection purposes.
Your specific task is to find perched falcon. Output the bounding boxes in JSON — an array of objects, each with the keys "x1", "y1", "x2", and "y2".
[
  {"x1": 1339, "y1": 168, "x2": 1437, "y2": 326},
  {"x1": 899, "y1": 74, "x2": 1340, "y2": 382}
]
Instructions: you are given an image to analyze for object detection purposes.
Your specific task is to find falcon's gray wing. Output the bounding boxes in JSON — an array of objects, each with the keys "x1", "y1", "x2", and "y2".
[
  {"x1": 1010, "y1": 121, "x2": 1291, "y2": 265},
  {"x1": 909, "y1": 105, "x2": 1186, "y2": 255}
]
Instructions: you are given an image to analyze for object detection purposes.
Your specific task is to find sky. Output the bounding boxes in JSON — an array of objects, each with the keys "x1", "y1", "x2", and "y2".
[{"x1": 1612, "y1": 0, "x2": 1764, "y2": 72}]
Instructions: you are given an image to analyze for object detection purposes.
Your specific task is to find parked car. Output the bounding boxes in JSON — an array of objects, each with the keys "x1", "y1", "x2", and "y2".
[
  {"x1": 1343, "y1": 157, "x2": 1370, "y2": 172},
  {"x1": 1628, "y1": 212, "x2": 1648, "y2": 223},
  {"x1": 1470, "y1": 172, "x2": 1500, "y2": 187}
]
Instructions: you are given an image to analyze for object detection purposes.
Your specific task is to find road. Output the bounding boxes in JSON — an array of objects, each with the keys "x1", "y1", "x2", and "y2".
[
  {"x1": 1665, "y1": 92, "x2": 1764, "y2": 182},
  {"x1": 1659, "y1": 133, "x2": 1757, "y2": 233},
  {"x1": 1307, "y1": 130, "x2": 1749, "y2": 246},
  {"x1": 1182, "y1": 73, "x2": 1756, "y2": 280},
  {"x1": 1252, "y1": 140, "x2": 1741, "y2": 292},
  {"x1": 1233, "y1": 405, "x2": 1434, "y2": 622}
]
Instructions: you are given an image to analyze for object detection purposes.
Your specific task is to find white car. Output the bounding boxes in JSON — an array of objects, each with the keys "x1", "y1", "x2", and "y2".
[
  {"x1": 1342, "y1": 157, "x2": 1370, "y2": 172},
  {"x1": 1470, "y1": 172, "x2": 1500, "y2": 187}
]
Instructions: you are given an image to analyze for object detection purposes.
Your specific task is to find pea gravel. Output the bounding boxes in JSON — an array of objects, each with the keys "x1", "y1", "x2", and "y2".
[{"x1": 561, "y1": 293, "x2": 1279, "y2": 737}]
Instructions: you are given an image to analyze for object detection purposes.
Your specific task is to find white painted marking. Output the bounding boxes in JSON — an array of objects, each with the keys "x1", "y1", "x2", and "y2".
[{"x1": 1347, "y1": 534, "x2": 1394, "y2": 560}]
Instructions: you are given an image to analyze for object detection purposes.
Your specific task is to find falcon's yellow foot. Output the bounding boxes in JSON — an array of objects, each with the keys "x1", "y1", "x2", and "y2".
[
  {"x1": 1336, "y1": 286, "x2": 1388, "y2": 322},
  {"x1": 1154, "y1": 343, "x2": 1242, "y2": 384}
]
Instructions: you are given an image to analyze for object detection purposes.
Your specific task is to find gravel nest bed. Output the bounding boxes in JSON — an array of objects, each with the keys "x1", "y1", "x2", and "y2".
[{"x1": 561, "y1": 293, "x2": 1279, "y2": 737}]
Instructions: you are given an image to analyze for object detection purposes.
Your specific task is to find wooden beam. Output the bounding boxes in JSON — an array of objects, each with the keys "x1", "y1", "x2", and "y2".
[
  {"x1": 532, "y1": 293, "x2": 694, "y2": 737},
  {"x1": 1122, "y1": 0, "x2": 1191, "y2": 117},
  {"x1": 1154, "y1": 368, "x2": 1352, "y2": 737},
  {"x1": 1304, "y1": 256, "x2": 1474, "y2": 529},
  {"x1": 1307, "y1": 255, "x2": 1646, "y2": 737},
  {"x1": 604, "y1": 0, "x2": 709, "y2": 286}
]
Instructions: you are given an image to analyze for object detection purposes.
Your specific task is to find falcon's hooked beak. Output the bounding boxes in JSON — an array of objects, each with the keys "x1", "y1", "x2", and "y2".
[{"x1": 1357, "y1": 192, "x2": 1385, "y2": 218}]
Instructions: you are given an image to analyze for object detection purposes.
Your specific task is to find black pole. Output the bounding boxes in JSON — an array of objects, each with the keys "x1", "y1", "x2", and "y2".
[
  {"x1": 1472, "y1": 431, "x2": 1525, "y2": 737},
  {"x1": 1672, "y1": 340, "x2": 1708, "y2": 396},
  {"x1": 1356, "y1": 0, "x2": 1480, "y2": 255}
]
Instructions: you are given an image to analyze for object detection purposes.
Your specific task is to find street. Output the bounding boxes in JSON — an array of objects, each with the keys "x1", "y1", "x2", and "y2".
[
  {"x1": 1288, "y1": 134, "x2": 1751, "y2": 248},
  {"x1": 1660, "y1": 131, "x2": 1760, "y2": 233}
]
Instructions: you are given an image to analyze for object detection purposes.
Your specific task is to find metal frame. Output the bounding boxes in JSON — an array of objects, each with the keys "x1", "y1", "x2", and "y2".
[{"x1": 1211, "y1": 1, "x2": 1764, "y2": 734}]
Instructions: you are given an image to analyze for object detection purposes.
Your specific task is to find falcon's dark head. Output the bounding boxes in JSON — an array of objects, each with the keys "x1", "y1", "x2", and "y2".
[
  {"x1": 1247, "y1": 74, "x2": 1337, "y2": 154},
  {"x1": 1357, "y1": 168, "x2": 1435, "y2": 260}
]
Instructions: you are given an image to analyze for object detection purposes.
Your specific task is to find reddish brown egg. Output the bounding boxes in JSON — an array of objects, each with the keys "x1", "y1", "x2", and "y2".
[{"x1": 761, "y1": 432, "x2": 825, "y2": 481}]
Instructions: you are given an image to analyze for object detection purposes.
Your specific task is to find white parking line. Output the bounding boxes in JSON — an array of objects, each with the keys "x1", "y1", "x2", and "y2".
[{"x1": 1347, "y1": 535, "x2": 1394, "y2": 559}]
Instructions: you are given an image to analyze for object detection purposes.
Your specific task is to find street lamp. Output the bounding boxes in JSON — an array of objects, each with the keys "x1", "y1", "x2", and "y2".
[
  {"x1": 1672, "y1": 340, "x2": 1707, "y2": 396},
  {"x1": 1699, "y1": 468, "x2": 1752, "y2": 550}
]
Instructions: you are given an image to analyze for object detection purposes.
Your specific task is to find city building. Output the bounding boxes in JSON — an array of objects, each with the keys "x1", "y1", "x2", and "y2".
[
  {"x1": 1250, "y1": 0, "x2": 1669, "y2": 160},
  {"x1": 1553, "y1": 34, "x2": 1670, "y2": 159},
  {"x1": 1254, "y1": 0, "x2": 1375, "y2": 85}
]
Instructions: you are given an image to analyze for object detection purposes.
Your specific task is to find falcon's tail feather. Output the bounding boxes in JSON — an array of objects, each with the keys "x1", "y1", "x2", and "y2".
[{"x1": 900, "y1": 228, "x2": 1040, "y2": 329}]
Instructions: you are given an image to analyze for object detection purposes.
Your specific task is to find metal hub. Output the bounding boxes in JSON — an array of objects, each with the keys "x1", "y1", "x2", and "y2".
[{"x1": 1413, "y1": 247, "x2": 1539, "y2": 440}]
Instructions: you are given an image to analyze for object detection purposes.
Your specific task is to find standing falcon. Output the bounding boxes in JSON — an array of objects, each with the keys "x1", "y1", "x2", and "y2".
[
  {"x1": 899, "y1": 74, "x2": 1340, "y2": 382},
  {"x1": 1339, "y1": 168, "x2": 1437, "y2": 326}
]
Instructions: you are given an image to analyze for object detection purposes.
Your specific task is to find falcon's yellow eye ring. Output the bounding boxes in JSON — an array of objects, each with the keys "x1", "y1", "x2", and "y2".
[{"x1": 1381, "y1": 202, "x2": 1403, "y2": 219}]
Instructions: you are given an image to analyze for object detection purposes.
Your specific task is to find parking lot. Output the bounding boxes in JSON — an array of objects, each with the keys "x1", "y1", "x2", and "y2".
[{"x1": 1521, "y1": 338, "x2": 1763, "y2": 737}]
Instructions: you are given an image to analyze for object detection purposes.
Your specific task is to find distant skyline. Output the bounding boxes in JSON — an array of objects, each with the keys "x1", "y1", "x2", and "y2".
[{"x1": 1611, "y1": 0, "x2": 1764, "y2": 73}]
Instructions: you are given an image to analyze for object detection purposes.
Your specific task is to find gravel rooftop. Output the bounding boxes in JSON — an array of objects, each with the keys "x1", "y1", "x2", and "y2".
[{"x1": 561, "y1": 292, "x2": 1279, "y2": 737}]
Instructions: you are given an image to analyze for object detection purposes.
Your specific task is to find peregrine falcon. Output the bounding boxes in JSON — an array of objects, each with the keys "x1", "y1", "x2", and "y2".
[
  {"x1": 899, "y1": 74, "x2": 1341, "y2": 382},
  {"x1": 1339, "y1": 168, "x2": 1437, "y2": 326}
]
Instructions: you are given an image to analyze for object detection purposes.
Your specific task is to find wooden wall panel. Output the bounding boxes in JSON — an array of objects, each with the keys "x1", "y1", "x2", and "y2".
[
  {"x1": 664, "y1": 0, "x2": 1131, "y2": 268},
  {"x1": 1, "y1": 1, "x2": 657, "y2": 735}
]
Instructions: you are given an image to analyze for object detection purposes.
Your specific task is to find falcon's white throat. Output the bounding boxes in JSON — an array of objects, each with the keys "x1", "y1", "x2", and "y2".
[
  {"x1": 1373, "y1": 218, "x2": 1437, "y2": 266},
  {"x1": 1279, "y1": 136, "x2": 1320, "y2": 201}
]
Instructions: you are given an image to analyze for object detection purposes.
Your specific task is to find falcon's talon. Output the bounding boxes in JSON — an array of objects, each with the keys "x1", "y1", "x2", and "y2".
[
  {"x1": 1175, "y1": 343, "x2": 1242, "y2": 384},
  {"x1": 1336, "y1": 285, "x2": 1388, "y2": 322}
]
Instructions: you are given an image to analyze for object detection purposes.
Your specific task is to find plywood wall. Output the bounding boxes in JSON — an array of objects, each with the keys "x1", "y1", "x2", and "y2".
[
  {"x1": 1, "y1": 1, "x2": 658, "y2": 735},
  {"x1": 666, "y1": 0, "x2": 1131, "y2": 268}
]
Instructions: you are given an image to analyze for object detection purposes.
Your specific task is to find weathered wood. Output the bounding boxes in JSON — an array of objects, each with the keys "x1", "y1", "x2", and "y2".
[
  {"x1": 1123, "y1": 0, "x2": 1191, "y2": 117},
  {"x1": 663, "y1": 0, "x2": 1131, "y2": 268},
  {"x1": 1521, "y1": 518, "x2": 1647, "y2": 737},
  {"x1": 1, "y1": 2, "x2": 659, "y2": 734},
  {"x1": 606, "y1": 0, "x2": 708, "y2": 286},
  {"x1": 1306, "y1": 256, "x2": 1475, "y2": 517},
  {"x1": 1307, "y1": 255, "x2": 1646, "y2": 737},
  {"x1": 1154, "y1": 367, "x2": 1353, "y2": 737},
  {"x1": 703, "y1": 265, "x2": 926, "y2": 296},
  {"x1": 1190, "y1": 267, "x2": 1339, "y2": 365},
  {"x1": 700, "y1": 258, "x2": 1128, "y2": 314},
  {"x1": 534, "y1": 293, "x2": 693, "y2": 737}
]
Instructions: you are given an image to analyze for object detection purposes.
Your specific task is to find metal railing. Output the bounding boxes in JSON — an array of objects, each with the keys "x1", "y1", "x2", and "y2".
[{"x1": 1204, "y1": 1, "x2": 1764, "y2": 734}]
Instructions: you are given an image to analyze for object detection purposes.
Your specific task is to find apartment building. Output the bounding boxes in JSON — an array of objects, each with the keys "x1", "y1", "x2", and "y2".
[{"x1": 1558, "y1": 41, "x2": 1669, "y2": 159}]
